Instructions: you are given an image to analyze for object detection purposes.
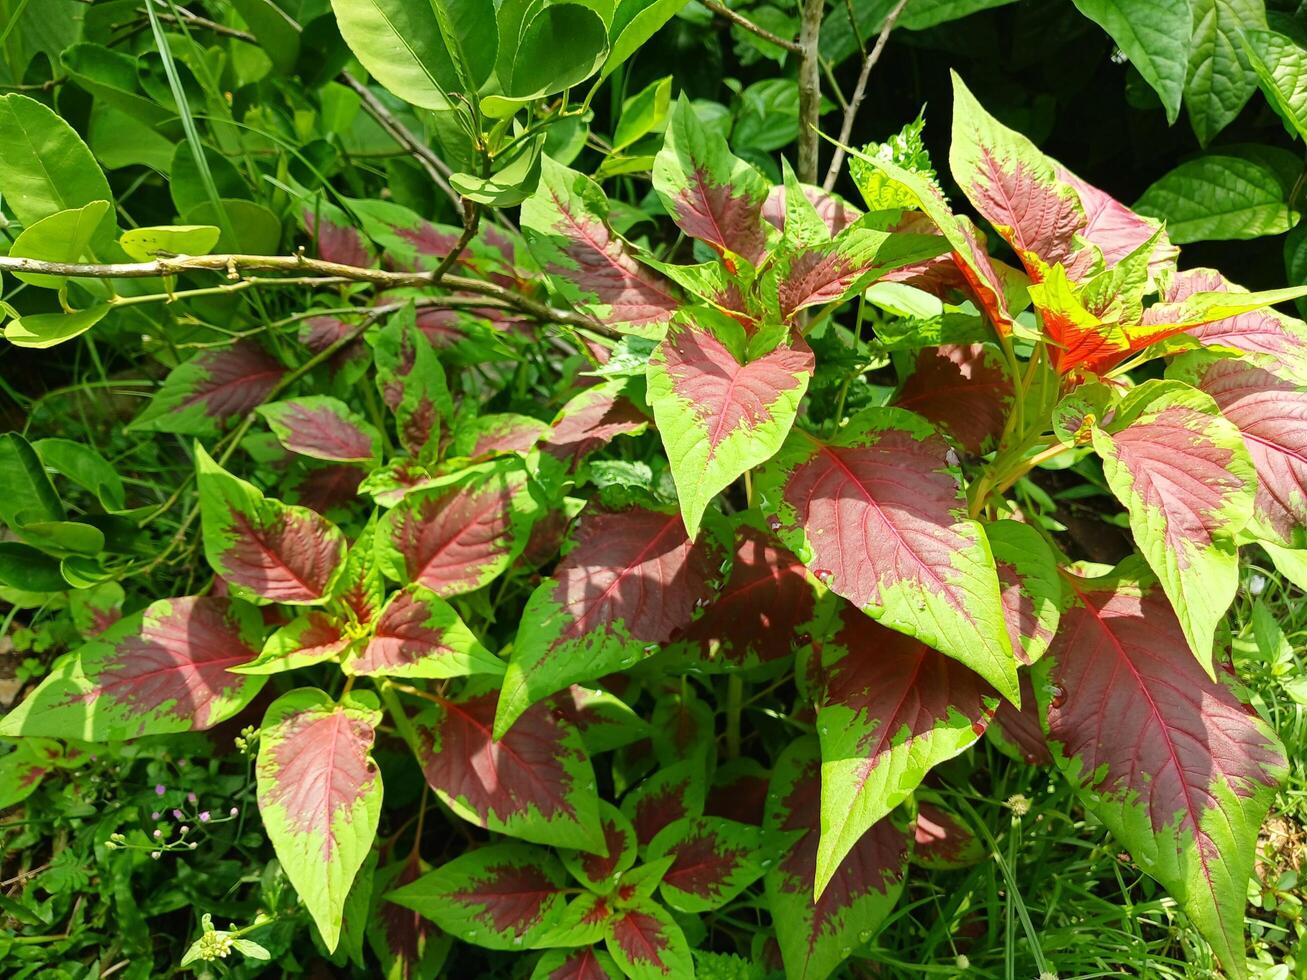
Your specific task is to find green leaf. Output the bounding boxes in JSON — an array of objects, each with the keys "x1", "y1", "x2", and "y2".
[
  {"x1": 183, "y1": 199, "x2": 282, "y2": 255},
  {"x1": 1071, "y1": 0, "x2": 1191, "y2": 124},
  {"x1": 4, "y1": 305, "x2": 110, "y2": 349},
  {"x1": 0, "y1": 431, "x2": 64, "y2": 531},
  {"x1": 0, "y1": 542, "x2": 66, "y2": 592},
  {"x1": 229, "y1": 0, "x2": 301, "y2": 75},
  {"x1": 10, "y1": 201, "x2": 112, "y2": 287},
  {"x1": 118, "y1": 225, "x2": 221, "y2": 262},
  {"x1": 449, "y1": 135, "x2": 544, "y2": 206},
  {"x1": 60, "y1": 43, "x2": 178, "y2": 131},
  {"x1": 1135, "y1": 147, "x2": 1301, "y2": 243},
  {"x1": 1246, "y1": 29, "x2": 1307, "y2": 142},
  {"x1": 613, "y1": 75, "x2": 672, "y2": 152},
  {"x1": 33, "y1": 438, "x2": 125, "y2": 512},
  {"x1": 646, "y1": 312, "x2": 813, "y2": 539},
  {"x1": 0, "y1": 94, "x2": 115, "y2": 244},
  {"x1": 495, "y1": 0, "x2": 608, "y2": 100},
  {"x1": 1185, "y1": 0, "x2": 1267, "y2": 145},
  {"x1": 1091, "y1": 380, "x2": 1256, "y2": 667},
  {"x1": 602, "y1": 0, "x2": 690, "y2": 79},
  {"x1": 329, "y1": 0, "x2": 496, "y2": 111},
  {"x1": 255, "y1": 688, "x2": 382, "y2": 952}
]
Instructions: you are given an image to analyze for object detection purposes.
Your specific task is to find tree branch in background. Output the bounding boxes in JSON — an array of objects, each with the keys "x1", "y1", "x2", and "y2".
[
  {"x1": 822, "y1": 0, "x2": 909, "y2": 190},
  {"x1": 701, "y1": 0, "x2": 802, "y2": 54},
  {"x1": 797, "y1": 0, "x2": 825, "y2": 182}
]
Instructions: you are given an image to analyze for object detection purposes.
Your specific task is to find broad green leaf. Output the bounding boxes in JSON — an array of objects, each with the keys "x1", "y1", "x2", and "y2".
[
  {"x1": 0, "y1": 597, "x2": 265, "y2": 740},
  {"x1": 183, "y1": 198, "x2": 282, "y2": 254},
  {"x1": 229, "y1": 0, "x2": 301, "y2": 74},
  {"x1": 258, "y1": 396, "x2": 381, "y2": 464},
  {"x1": 495, "y1": 508, "x2": 721, "y2": 738},
  {"x1": 0, "y1": 542, "x2": 66, "y2": 592},
  {"x1": 33, "y1": 438, "x2": 125, "y2": 512},
  {"x1": 196, "y1": 445, "x2": 347, "y2": 604},
  {"x1": 256, "y1": 688, "x2": 382, "y2": 952},
  {"x1": 449, "y1": 135, "x2": 544, "y2": 206},
  {"x1": 0, "y1": 431, "x2": 64, "y2": 530},
  {"x1": 814, "y1": 607, "x2": 996, "y2": 896},
  {"x1": 756, "y1": 406, "x2": 1018, "y2": 702},
  {"x1": 602, "y1": 0, "x2": 689, "y2": 78},
  {"x1": 1135, "y1": 148, "x2": 1300, "y2": 243},
  {"x1": 1037, "y1": 562, "x2": 1286, "y2": 980},
  {"x1": 4, "y1": 305, "x2": 110, "y2": 349},
  {"x1": 1071, "y1": 0, "x2": 1191, "y2": 124},
  {"x1": 647, "y1": 312, "x2": 813, "y2": 539},
  {"x1": 10, "y1": 201, "x2": 111, "y2": 287},
  {"x1": 60, "y1": 43, "x2": 178, "y2": 130},
  {"x1": 495, "y1": 0, "x2": 608, "y2": 100},
  {"x1": 764, "y1": 736, "x2": 909, "y2": 980},
  {"x1": 415, "y1": 691, "x2": 605, "y2": 851},
  {"x1": 329, "y1": 0, "x2": 496, "y2": 111},
  {"x1": 521, "y1": 155, "x2": 679, "y2": 337},
  {"x1": 0, "y1": 94, "x2": 115, "y2": 246},
  {"x1": 1185, "y1": 0, "x2": 1268, "y2": 145},
  {"x1": 1091, "y1": 380, "x2": 1256, "y2": 667},
  {"x1": 613, "y1": 75, "x2": 672, "y2": 151},
  {"x1": 1246, "y1": 29, "x2": 1307, "y2": 142},
  {"x1": 118, "y1": 225, "x2": 220, "y2": 261},
  {"x1": 387, "y1": 843, "x2": 569, "y2": 949}
]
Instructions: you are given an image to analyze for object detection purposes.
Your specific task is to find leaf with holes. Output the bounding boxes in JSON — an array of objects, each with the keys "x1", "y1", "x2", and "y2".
[
  {"x1": 647, "y1": 816, "x2": 777, "y2": 912},
  {"x1": 416, "y1": 690, "x2": 603, "y2": 851},
  {"x1": 1170, "y1": 354, "x2": 1307, "y2": 549},
  {"x1": 561, "y1": 802, "x2": 637, "y2": 891},
  {"x1": 647, "y1": 312, "x2": 813, "y2": 538},
  {"x1": 757, "y1": 406, "x2": 1017, "y2": 701},
  {"x1": 814, "y1": 608, "x2": 996, "y2": 895},
  {"x1": 255, "y1": 688, "x2": 382, "y2": 952},
  {"x1": 129, "y1": 340, "x2": 284, "y2": 436},
  {"x1": 0, "y1": 596, "x2": 264, "y2": 740},
  {"x1": 387, "y1": 843, "x2": 568, "y2": 950},
  {"x1": 622, "y1": 759, "x2": 708, "y2": 848},
  {"x1": 258, "y1": 396, "x2": 380, "y2": 464},
  {"x1": 343, "y1": 584, "x2": 503, "y2": 678},
  {"x1": 1091, "y1": 381, "x2": 1255, "y2": 665},
  {"x1": 496, "y1": 507, "x2": 721, "y2": 737},
  {"x1": 522, "y1": 155, "x2": 680, "y2": 337},
  {"x1": 987, "y1": 519, "x2": 1062, "y2": 666},
  {"x1": 377, "y1": 458, "x2": 536, "y2": 596},
  {"x1": 371, "y1": 304, "x2": 453, "y2": 459},
  {"x1": 653, "y1": 95, "x2": 775, "y2": 269},
  {"x1": 765, "y1": 737, "x2": 909, "y2": 980},
  {"x1": 680, "y1": 523, "x2": 814, "y2": 672},
  {"x1": 1036, "y1": 561, "x2": 1286, "y2": 979},
  {"x1": 604, "y1": 901, "x2": 693, "y2": 980},
  {"x1": 893, "y1": 344, "x2": 1013, "y2": 454},
  {"x1": 197, "y1": 446, "x2": 346, "y2": 604}
]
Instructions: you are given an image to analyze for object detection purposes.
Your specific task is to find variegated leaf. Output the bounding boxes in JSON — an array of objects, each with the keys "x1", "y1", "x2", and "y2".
[
  {"x1": 129, "y1": 340, "x2": 284, "y2": 436},
  {"x1": 648, "y1": 816, "x2": 777, "y2": 912},
  {"x1": 258, "y1": 396, "x2": 381, "y2": 464},
  {"x1": 604, "y1": 901, "x2": 693, "y2": 980},
  {"x1": 343, "y1": 583, "x2": 503, "y2": 678},
  {"x1": 893, "y1": 344, "x2": 1013, "y2": 454}
]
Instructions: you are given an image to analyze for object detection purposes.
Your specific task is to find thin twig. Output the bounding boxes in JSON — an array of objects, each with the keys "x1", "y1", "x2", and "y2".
[
  {"x1": 822, "y1": 0, "x2": 909, "y2": 191},
  {"x1": 432, "y1": 201, "x2": 481, "y2": 283},
  {"x1": 702, "y1": 0, "x2": 802, "y2": 53},
  {"x1": 157, "y1": 7, "x2": 255, "y2": 43},
  {"x1": 796, "y1": 0, "x2": 825, "y2": 182}
]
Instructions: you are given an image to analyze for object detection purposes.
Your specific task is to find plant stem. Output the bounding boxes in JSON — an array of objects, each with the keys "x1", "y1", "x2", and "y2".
[
  {"x1": 822, "y1": 0, "x2": 909, "y2": 190},
  {"x1": 702, "y1": 0, "x2": 802, "y2": 53},
  {"x1": 376, "y1": 683, "x2": 426, "y2": 760},
  {"x1": 726, "y1": 674, "x2": 743, "y2": 758},
  {"x1": 797, "y1": 0, "x2": 825, "y2": 182}
]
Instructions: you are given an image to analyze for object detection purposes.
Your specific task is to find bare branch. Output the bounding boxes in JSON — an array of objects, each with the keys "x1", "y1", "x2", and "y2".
[
  {"x1": 822, "y1": 0, "x2": 909, "y2": 191},
  {"x1": 702, "y1": 0, "x2": 802, "y2": 54},
  {"x1": 797, "y1": 0, "x2": 825, "y2": 182}
]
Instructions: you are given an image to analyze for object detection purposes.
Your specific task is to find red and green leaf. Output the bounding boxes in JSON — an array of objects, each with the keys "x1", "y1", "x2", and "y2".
[
  {"x1": 1091, "y1": 381, "x2": 1256, "y2": 664},
  {"x1": 255, "y1": 688, "x2": 382, "y2": 952},
  {"x1": 0, "y1": 739, "x2": 58, "y2": 809},
  {"x1": 1036, "y1": 562, "x2": 1286, "y2": 979},
  {"x1": 522, "y1": 156, "x2": 680, "y2": 337},
  {"x1": 680, "y1": 524, "x2": 815, "y2": 671},
  {"x1": 764, "y1": 737, "x2": 909, "y2": 980},
  {"x1": 344, "y1": 584, "x2": 503, "y2": 678},
  {"x1": 989, "y1": 671, "x2": 1053, "y2": 766},
  {"x1": 561, "y1": 801, "x2": 637, "y2": 892},
  {"x1": 0, "y1": 596, "x2": 264, "y2": 740},
  {"x1": 653, "y1": 96, "x2": 775, "y2": 269},
  {"x1": 197, "y1": 446, "x2": 347, "y2": 604},
  {"x1": 987, "y1": 519, "x2": 1062, "y2": 666},
  {"x1": 1172, "y1": 355, "x2": 1307, "y2": 548},
  {"x1": 604, "y1": 901, "x2": 694, "y2": 980},
  {"x1": 453, "y1": 413, "x2": 550, "y2": 460},
  {"x1": 911, "y1": 802, "x2": 984, "y2": 870},
  {"x1": 764, "y1": 181, "x2": 862, "y2": 237},
  {"x1": 814, "y1": 609, "x2": 996, "y2": 895},
  {"x1": 416, "y1": 691, "x2": 604, "y2": 852},
  {"x1": 648, "y1": 816, "x2": 777, "y2": 912},
  {"x1": 367, "y1": 856, "x2": 448, "y2": 979},
  {"x1": 531, "y1": 947, "x2": 624, "y2": 980},
  {"x1": 301, "y1": 201, "x2": 372, "y2": 267},
  {"x1": 377, "y1": 459, "x2": 536, "y2": 597},
  {"x1": 129, "y1": 340, "x2": 284, "y2": 436},
  {"x1": 647, "y1": 313, "x2": 813, "y2": 538},
  {"x1": 258, "y1": 396, "x2": 381, "y2": 464},
  {"x1": 757, "y1": 407, "x2": 1018, "y2": 701},
  {"x1": 543, "y1": 382, "x2": 649, "y2": 465},
  {"x1": 1054, "y1": 164, "x2": 1177, "y2": 280},
  {"x1": 387, "y1": 843, "x2": 569, "y2": 950},
  {"x1": 554, "y1": 684, "x2": 654, "y2": 755},
  {"x1": 233, "y1": 610, "x2": 352, "y2": 675},
  {"x1": 892, "y1": 344, "x2": 1014, "y2": 454},
  {"x1": 621, "y1": 759, "x2": 708, "y2": 848},
  {"x1": 372, "y1": 305, "x2": 453, "y2": 459},
  {"x1": 496, "y1": 508, "x2": 721, "y2": 737}
]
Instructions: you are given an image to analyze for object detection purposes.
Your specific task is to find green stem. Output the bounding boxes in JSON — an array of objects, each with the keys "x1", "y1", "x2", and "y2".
[{"x1": 726, "y1": 674, "x2": 743, "y2": 759}]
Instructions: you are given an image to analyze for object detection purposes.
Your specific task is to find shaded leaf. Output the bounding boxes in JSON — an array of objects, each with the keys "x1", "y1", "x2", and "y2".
[
  {"x1": 649, "y1": 816, "x2": 775, "y2": 912},
  {"x1": 892, "y1": 344, "x2": 1013, "y2": 454},
  {"x1": 130, "y1": 341, "x2": 285, "y2": 437}
]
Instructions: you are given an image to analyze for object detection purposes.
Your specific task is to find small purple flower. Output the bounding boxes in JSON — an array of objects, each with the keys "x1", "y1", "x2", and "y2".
[
  {"x1": 187, "y1": 792, "x2": 197, "y2": 805},
  {"x1": 199, "y1": 811, "x2": 211, "y2": 823},
  {"x1": 151, "y1": 811, "x2": 160, "y2": 821},
  {"x1": 172, "y1": 809, "x2": 183, "y2": 820},
  {"x1": 153, "y1": 829, "x2": 163, "y2": 839},
  {"x1": 154, "y1": 784, "x2": 166, "y2": 796}
]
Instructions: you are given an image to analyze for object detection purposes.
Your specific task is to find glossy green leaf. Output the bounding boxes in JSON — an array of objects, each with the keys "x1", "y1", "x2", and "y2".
[
  {"x1": 1135, "y1": 148, "x2": 1300, "y2": 243},
  {"x1": 5, "y1": 305, "x2": 110, "y2": 349},
  {"x1": 10, "y1": 201, "x2": 111, "y2": 287},
  {"x1": 1185, "y1": 0, "x2": 1267, "y2": 145},
  {"x1": 1071, "y1": 0, "x2": 1191, "y2": 124},
  {"x1": 118, "y1": 225, "x2": 221, "y2": 261}
]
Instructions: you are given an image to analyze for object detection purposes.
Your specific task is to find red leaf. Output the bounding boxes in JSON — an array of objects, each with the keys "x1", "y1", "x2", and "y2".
[
  {"x1": 682, "y1": 526, "x2": 813, "y2": 669},
  {"x1": 290, "y1": 465, "x2": 364, "y2": 515},
  {"x1": 543, "y1": 385, "x2": 648, "y2": 464},
  {"x1": 224, "y1": 507, "x2": 344, "y2": 602},
  {"x1": 1157, "y1": 268, "x2": 1307, "y2": 368},
  {"x1": 1055, "y1": 165, "x2": 1177, "y2": 278},
  {"x1": 418, "y1": 692, "x2": 603, "y2": 851},
  {"x1": 623, "y1": 761, "x2": 705, "y2": 846},
  {"x1": 705, "y1": 761, "x2": 770, "y2": 826},
  {"x1": 893, "y1": 344, "x2": 1013, "y2": 454},
  {"x1": 303, "y1": 207, "x2": 371, "y2": 267},
  {"x1": 992, "y1": 672, "x2": 1053, "y2": 766}
]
